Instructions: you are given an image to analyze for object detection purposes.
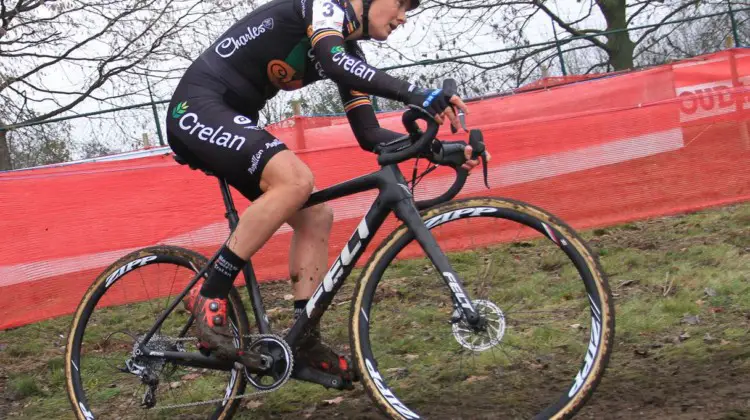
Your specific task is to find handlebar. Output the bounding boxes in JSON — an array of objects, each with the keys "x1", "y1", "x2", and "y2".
[
  {"x1": 376, "y1": 78, "x2": 490, "y2": 208},
  {"x1": 377, "y1": 107, "x2": 439, "y2": 166},
  {"x1": 377, "y1": 78, "x2": 458, "y2": 166},
  {"x1": 414, "y1": 168, "x2": 468, "y2": 210}
]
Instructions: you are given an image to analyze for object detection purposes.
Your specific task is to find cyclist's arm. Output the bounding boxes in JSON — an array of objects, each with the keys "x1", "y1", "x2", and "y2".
[
  {"x1": 339, "y1": 86, "x2": 403, "y2": 152},
  {"x1": 309, "y1": 0, "x2": 413, "y2": 102}
]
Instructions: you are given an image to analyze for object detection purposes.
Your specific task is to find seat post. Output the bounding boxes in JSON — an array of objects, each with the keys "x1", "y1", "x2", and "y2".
[{"x1": 218, "y1": 178, "x2": 240, "y2": 232}]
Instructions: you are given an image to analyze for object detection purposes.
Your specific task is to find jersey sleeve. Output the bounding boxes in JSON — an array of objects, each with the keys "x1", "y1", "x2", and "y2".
[
  {"x1": 338, "y1": 84, "x2": 404, "y2": 152},
  {"x1": 306, "y1": 0, "x2": 414, "y2": 102}
]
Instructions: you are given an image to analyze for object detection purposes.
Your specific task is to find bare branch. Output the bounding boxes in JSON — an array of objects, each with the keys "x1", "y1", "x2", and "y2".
[
  {"x1": 635, "y1": 1, "x2": 700, "y2": 46},
  {"x1": 627, "y1": 0, "x2": 657, "y2": 25},
  {"x1": 533, "y1": 0, "x2": 609, "y2": 50}
]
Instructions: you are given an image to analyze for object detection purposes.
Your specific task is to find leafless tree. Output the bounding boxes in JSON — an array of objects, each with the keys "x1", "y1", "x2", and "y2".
[
  {"x1": 372, "y1": 0, "x2": 740, "y2": 97},
  {"x1": 637, "y1": 1, "x2": 749, "y2": 66},
  {"x1": 0, "y1": 0, "x2": 255, "y2": 170}
]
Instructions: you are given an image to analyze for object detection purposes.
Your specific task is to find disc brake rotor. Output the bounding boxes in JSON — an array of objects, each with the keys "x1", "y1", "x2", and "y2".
[{"x1": 452, "y1": 300, "x2": 506, "y2": 352}]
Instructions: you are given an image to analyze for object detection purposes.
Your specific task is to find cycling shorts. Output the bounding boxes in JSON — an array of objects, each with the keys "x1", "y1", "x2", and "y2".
[{"x1": 166, "y1": 67, "x2": 288, "y2": 201}]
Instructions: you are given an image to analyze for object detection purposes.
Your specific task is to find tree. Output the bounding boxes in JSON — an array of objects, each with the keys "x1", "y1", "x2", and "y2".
[
  {"x1": 0, "y1": 0, "x2": 255, "y2": 170},
  {"x1": 637, "y1": 2, "x2": 749, "y2": 66},
  {"x1": 78, "y1": 138, "x2": 116, "y2": 159},
  {"x1": 4, "y1": 110, "x2": 73, "y2": 169},
  {"x1": 420, "y1": 1, "x2": 717, "y2": 70},
  {"x1": 368, "y1": 0, "x2": 735, "y2": 97}
]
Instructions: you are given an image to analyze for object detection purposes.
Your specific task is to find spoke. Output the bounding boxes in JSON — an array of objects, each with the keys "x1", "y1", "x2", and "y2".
[
  {"x1": 162, "y1": 364, "x2": 187, "y2": 406},
  {"x1": 165, "y1": 264, "x2": 180, "y2": 312},
  {"x1": 478, "y1": 252, "x2": 495, "y2": 301},
  {"x1": 138, "y1": 266, "x2": 158, "y2": 324},
  {"x1": 497, "y1": 344, "x2": 520, "y2": 368}
]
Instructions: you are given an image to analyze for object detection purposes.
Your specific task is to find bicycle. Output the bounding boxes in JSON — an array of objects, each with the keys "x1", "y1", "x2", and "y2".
[{"x1": 65, "y1": 80, "x2": 614, "y2": 419}]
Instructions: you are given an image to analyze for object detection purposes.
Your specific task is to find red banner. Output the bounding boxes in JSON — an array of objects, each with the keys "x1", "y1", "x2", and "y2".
[{"x1": 1, "y1": 49, "x2": 749, "y2": 330}]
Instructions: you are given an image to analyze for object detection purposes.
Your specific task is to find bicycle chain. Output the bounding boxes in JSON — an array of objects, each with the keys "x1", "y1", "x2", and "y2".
[{"x1": 152, "y1": 333, "x2": 292, "y2": 411}]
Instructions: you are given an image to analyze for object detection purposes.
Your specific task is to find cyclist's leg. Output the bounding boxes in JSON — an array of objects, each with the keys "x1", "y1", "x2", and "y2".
[
  {"x1": 167, "y1": 85, "x2": 349, "y2": 376},
  {"x1": 286, "y1": 200, "x2": 334, "y2": 300},
  {"x1": 226, "y1": 150, "x2": 315, "y2": 259},
  {"x1": 166, "y1": 88, "x2": 310, "y2": 360}
]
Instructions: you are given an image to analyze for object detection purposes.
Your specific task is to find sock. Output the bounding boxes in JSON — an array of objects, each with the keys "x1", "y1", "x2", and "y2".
[
  {"x1": 200, "y1": 245, "x2": 246, "y2": 299},
  {"x1": 294, "y1": 299, "x2": 309, "y2": 320}
]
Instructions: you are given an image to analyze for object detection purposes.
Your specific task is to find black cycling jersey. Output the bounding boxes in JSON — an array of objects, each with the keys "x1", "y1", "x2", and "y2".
[
  {"x1": 199, "y1": 0, "x2": 412, "y2": 111},
  {"x1": 166, "y1": 0, "x2": 412, "y2": 201},
  {"x1": 193, "y1": 0, "x2": 412, "y2": 150}
]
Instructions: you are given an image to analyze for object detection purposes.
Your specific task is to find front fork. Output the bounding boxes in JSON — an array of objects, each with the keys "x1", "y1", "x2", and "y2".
[{"x1": 393, "y1": 198, "x2": 481, "y2": 326}]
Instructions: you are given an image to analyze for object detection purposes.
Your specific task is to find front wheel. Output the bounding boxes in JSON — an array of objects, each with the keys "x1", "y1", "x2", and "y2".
[{"x1": 350, "y1": 197, "x2": 614, "y2": 419}]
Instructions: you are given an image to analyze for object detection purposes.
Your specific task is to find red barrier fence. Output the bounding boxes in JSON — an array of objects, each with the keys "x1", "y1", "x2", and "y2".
[{"x1": 1, "y1": 49, "x2": 749, "y2": 330}]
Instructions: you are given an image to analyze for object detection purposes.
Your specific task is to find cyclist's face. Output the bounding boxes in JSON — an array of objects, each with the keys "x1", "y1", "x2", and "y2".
[{"x1": 368, "y1": 0, "x2": 409, "y2": 41}]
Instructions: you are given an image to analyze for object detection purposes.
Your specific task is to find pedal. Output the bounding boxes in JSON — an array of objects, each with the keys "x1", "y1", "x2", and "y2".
[
  {"x1": 293, "y1": 365, "x2": 353, "y2": 390},
  {"x1": 341, "y1": 355, "x2": 359, "y2": 383}
]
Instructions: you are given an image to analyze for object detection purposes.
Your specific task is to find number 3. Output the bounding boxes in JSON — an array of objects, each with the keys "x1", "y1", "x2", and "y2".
[{"x1": 323, "y1": 2, "x2": 334, "y2": 17}]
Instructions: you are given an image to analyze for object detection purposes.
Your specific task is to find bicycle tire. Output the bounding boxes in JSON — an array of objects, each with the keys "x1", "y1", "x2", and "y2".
[
  {"x1": 65, "y1": 245, "x2": 250, "y2": 420},
  {"x1": 349, "y1": 197, "x2": 614, "y2": 420}
]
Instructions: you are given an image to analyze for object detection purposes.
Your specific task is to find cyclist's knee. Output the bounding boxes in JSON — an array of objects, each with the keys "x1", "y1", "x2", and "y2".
[
  {"x1": 284, "y1": 170, "x2": 315, "y2": 202},
  {"x1": 261, "y1": 150, "x2": 315, "y2": 203},
  {"x1": 291, "y1": 203, "x2": 334, "y2": 234},
  {"x1": 315, "y1": 204, "x2": 334, "y2": 231}
]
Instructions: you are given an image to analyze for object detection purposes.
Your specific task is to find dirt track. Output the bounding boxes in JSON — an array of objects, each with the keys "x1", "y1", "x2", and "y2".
[{"x1": 245, "y1": 344, "x2": 750, "y2": 419}]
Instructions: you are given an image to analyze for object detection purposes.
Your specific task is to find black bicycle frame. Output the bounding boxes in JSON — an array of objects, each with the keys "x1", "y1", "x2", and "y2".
[{"x1": 138, "y1": 162, "x2": 480, "y2": 376}]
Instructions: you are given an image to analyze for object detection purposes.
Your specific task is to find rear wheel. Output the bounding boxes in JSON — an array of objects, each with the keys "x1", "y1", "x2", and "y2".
[
  {"x1": 350, "y1": 197, "x2": 614, "y2": 419},
  {"x1": 65, "y1": 245, "x2": 249, "y2": 420}
]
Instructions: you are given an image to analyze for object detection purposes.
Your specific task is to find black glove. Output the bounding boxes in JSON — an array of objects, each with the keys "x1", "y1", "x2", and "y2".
[{"x1": 404, "y1": 87, "x2": 453, "y2": 118}]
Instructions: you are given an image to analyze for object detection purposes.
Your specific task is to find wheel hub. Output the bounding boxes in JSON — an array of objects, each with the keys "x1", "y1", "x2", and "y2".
[{"x1": 452, "y1": 300, "x2": 506, "y2": 352}]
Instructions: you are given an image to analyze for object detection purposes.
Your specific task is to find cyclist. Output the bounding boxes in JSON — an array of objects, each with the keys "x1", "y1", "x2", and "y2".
[{"x1": 166, "y1": 0, "x2": 486, "y2": 381}]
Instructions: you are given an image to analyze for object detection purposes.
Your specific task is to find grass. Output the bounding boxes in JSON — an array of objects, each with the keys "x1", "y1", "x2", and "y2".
[
  {"x1": 8, "y1": 374, "x2": 44, "y2": 399},
  {"x1": 1, "y1": 201, "x2": 749, "y2": 419}
]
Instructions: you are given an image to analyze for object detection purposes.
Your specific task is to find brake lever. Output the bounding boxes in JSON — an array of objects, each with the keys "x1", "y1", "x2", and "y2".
[
  {"x1": 449, "y1": 108, "x2": 468, "y2": 134},
  {"x1": 468, "y1": 129, "x2": 490, "y2": 189},
  {"x1": 480, "y1": 152, "x2": 489, "y2": 189}
]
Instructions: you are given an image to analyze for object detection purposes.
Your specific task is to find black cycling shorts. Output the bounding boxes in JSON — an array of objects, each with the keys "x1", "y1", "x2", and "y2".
[{"x1": 166, "y1": 69, "x2": 288, "y2": 201}]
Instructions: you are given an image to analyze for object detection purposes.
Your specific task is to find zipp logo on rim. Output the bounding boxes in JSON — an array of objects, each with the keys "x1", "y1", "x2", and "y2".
[
  {"x1": 425, "y1": 207, "x2": 497, "y2": 229},
  {"x1": 105, "y1": 256, "x2": 158, "y2": 288},
  {"x1": 79, "y1": 402, "x2": 94, "y2": 420},
  {"x1": 568, "y1": 294, "x2": 603, "y2": 397},
  {"x1": 223, "y1": 369, "x2": 238, "y2": 406},
  {"x1": 365, "y1": 358, "x2": 420, "y2": 419}
]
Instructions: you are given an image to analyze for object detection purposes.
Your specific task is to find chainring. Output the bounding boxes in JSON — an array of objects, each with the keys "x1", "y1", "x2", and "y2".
[{"x1": 244, "y1": 334, "x2": 294, "y2": 391}]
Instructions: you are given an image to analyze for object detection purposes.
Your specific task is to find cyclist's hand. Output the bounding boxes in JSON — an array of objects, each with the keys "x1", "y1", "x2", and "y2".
[
  {"x1": 442, "y1": 95, "x2": 469, "y2": 132},
  {"x1": 406, "y1": 88, "x2": 469, "y2": 132},
  {"x1": 462, "y1": 145, "x2": 492, "y2": 171}
]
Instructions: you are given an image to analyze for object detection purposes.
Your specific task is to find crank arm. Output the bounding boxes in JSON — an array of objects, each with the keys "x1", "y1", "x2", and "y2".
[
  {"x1": 292, "y1": 365, "x2": 353, "y2": 390},
  {"x1": 149, "y1": 350, "x2": 236, "y2": 371}
]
